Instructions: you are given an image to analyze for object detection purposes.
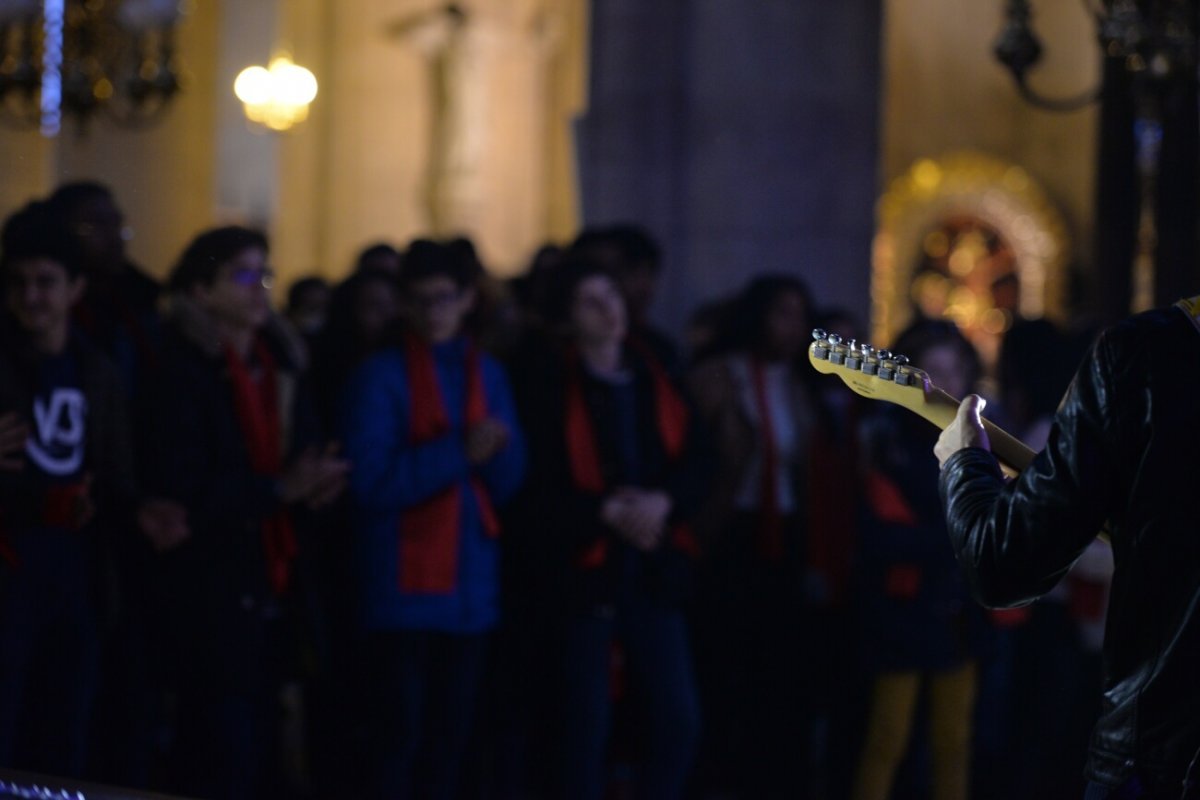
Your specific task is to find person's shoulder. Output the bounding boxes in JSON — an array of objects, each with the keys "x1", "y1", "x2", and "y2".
[{"x1": 120, "y1": 263, "x2": 163, "y2": 306}]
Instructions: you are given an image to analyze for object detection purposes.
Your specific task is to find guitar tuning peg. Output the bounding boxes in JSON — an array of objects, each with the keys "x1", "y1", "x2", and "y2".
[
  {"x1": 845, "y1": 339, "x2": 864, "y2": 370},
  {"x1": 861, "y1": 344, "x2": 879, "y2": 375},
  {"x1": 828, "y1": 333, "x2": 843, "y2": 346},
  {"x1": 811, "y1": 329, "x2": 831, "y2": 360},
  {"x1": 894, "y1": 354, "x2": 909, "y2": 366},
  {"x1": 877, "y1": 350, "x2": 896, "y2": 380},
  {"x1": 892, "y1": 354, "x2": 914, "y2": 385}
]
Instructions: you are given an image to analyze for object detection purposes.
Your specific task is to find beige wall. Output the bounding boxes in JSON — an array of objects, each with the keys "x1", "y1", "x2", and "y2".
[
  {"x1": 0, "y1": 2, "x2": 221, "y2": 281},
  {"x1": 882, "y1": 0, "x2": 1099, "y2": 268},
  {"x1": 273, "y1": 0, "x2": 588, "y2": 286},
  {"x1": 1, "y1": 0, "x2": 582, "y2": 292},
  {"x1": 0, "y1": 4, "x2": 220, "y2": 281}
]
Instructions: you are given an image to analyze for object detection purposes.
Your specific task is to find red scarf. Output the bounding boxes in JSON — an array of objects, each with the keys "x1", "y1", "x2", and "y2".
[
  {"x1": 398, "y1": 335, "x2": 500, "y2": 594},
  {"x1": 565, "y1": 344, "x2": 699, "y2": 567},
  {"x1": 224, "y1": 339, "x2": 296, "y2": 596}
]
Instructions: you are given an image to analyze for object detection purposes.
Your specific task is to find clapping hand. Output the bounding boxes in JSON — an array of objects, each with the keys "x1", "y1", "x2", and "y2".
[
  {"x1": 138, "y1": 498, "x2": 191, "y2": 553},
  {"x1": 466, "y1": 418, "x2": 510, "y2": 466},
  {"x1": 601, "y1": 487, "x2": 673, "y2": 552},
  {"x1": 278, "y1": 443, "x2": 351, "y2": 509}
]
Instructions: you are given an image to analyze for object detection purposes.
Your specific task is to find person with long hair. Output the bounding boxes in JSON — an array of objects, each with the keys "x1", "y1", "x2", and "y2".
[
  {"x1": 851, "y1": 319, "x2": 984, "y2": 800},
  {"x1": 686, "y1": 274, "x2": 831, "y2": 798}
]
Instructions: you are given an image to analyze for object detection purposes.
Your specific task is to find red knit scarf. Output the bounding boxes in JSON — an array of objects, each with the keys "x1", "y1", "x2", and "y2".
[
  {"x1": 398, "y1": 335, "x2": 500, "y2": 594},
  {"x1": 224, "y1": 338, "x2": 296, "y2": 596},
  {"x1": 565, "y1": 344, "x2": 699, "y2": 567}
]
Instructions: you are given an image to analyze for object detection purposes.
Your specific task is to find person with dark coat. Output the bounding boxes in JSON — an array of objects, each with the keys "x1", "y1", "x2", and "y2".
[
  {"x1": 146, "y1": 226, "x2": 347, "y2": 800},
  {"x1": 518, "y1": 259, "x2": 710, "y2": 800},
  {"x1": 935, "y1": 297, "x2": 1200, "y2": 799},
  {"x1": 0, "y1": 201, "x2": 177, "y2": 778}
]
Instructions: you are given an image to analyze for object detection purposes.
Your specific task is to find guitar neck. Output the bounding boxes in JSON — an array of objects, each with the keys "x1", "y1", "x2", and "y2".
[{"x1": 911, "y1": 387, "x2": 1036, "y2": 477}]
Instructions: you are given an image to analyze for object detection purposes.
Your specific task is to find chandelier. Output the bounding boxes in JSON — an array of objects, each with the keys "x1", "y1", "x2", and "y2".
[
  {"x1": 0, "y1": 0, "x2": 186, "y2": 136},
  {"x1": 234, "y1": 55, "x2": 318, "y2": 132},
  {"x1": 994, "y1": 0, "x2": 1196, "y2": 112}
]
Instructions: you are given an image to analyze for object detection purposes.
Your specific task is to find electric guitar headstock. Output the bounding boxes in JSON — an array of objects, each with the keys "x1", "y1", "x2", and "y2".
[{"x1": 808, "y1": 328, "x2": 1035, "y2": 477}]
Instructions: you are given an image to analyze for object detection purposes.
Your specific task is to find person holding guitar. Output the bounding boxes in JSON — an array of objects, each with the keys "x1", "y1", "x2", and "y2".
[{"x1": 935, "y1": 299, "x2": 1200, "y2": 800}]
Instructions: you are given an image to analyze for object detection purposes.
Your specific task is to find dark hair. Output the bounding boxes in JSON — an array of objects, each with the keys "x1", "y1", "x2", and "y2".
[
  {"x1": 571, "y1": 224, "x2": 662, "y2": 272},
  {"x1": 541, "y1": 256, "x2": 620, "y2": 327},
  {"x1": 0, "y1": 200, "x2": 85, "y2": 278},
  {"x1": 890, "y1": 318, "x2": 983, "y2": 391},
  {"x1": 46, "y1": 181, "x2": 115, "y2": 219},
  {"x1": 355, "y1": 242, "x2": 400, "y2": 270},
  {"x1": 400, "y1": 238, "x2": 474, "y2": 289},
  {"x1": 998, "y1": 317, "x2": 1071, "y2": 418},
  {"x1": 719, "y1": 274, "x2": 812, "y2": 355},
  {"x1": 169, "y1": 226, "x2": 269, "y2": 292},
  {"x1": 286, "y1": 276, "x2": 329, "y2": 311}
]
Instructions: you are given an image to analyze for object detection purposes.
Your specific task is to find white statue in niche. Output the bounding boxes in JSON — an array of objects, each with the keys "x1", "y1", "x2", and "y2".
[{"x1": 386, "y1": 0, "x2": 580, "y2": 273}]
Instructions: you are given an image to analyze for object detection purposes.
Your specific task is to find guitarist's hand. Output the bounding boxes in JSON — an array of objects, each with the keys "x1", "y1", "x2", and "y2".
[{"x1": 935, "y1": 394, "x2": 990, "y2": 468}]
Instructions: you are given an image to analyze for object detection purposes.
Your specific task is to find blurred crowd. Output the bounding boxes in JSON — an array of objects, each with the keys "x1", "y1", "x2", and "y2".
[{"x1": 0, "y1": 182, "x2": 1113, "y2": 800}]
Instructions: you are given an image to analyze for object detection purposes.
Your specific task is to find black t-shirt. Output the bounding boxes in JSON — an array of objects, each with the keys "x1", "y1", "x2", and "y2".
[{"x1": 26, "y1": 351, "x2": 88, "y2": 489}]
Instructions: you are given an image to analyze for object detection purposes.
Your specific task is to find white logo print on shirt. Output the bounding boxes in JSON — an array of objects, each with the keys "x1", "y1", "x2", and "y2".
[{"x1": 26, "y1": 388, "x2": 88, "y2": 476}]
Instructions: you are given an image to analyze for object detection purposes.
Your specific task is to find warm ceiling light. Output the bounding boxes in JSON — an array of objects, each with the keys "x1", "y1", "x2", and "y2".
[{"x1": 233, "y1": 55, "x2": 317, "y2": 131}]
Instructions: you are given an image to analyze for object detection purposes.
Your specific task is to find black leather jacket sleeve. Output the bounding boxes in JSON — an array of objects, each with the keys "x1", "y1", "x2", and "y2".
[{"x1": 938, "y1": 330, "x2": 1120, "y2": 608}]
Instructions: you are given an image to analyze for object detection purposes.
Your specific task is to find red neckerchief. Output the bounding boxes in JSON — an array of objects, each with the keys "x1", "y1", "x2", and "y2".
[
  {"x1": 224, "y1": 338, "x2": 296, "y2": 596},
  {"x1": 398, "y1": 335, "x2": 499, "y2": 594},
  {"x1": 750, "y1": 359, "x2": 786, "y2": 561},
  {"x1": 565, "y1": 343, "x2": 699, "y2": 568},
  {"x1": 805, "y1": 402, "x2": 860, "y2": 607}
]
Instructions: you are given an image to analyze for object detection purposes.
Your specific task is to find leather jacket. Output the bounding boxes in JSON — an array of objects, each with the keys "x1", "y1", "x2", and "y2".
[{"x1": 939, "y1": 305, "x2": 1200, "y2": 796}]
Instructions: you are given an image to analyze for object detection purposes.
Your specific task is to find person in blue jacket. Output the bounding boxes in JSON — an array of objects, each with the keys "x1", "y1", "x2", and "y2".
[{"x1": 341, "y1": 239, "x2": 526, "y2": 800}]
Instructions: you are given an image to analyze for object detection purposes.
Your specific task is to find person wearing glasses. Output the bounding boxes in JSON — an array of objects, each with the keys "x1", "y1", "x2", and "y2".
[
  {"x1": 148, "y1": 226, "x2": 349, "y2": 799},
  {"x1": 340, "y1": 239, "x2": 526, "y2": 800}
]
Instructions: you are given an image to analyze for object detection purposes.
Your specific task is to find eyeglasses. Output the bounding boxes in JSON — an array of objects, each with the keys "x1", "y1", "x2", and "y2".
[{"x1": 229, "y1": 266, "x2": 275, "y2": 289}]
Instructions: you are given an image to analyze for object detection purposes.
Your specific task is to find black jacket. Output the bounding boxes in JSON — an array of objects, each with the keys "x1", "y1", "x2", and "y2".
[
  {"x1": 145, "y1": 298, "x2": 321, "y2": 690},
  {"x1": 511, "y1": 343, "x2": 713, "y2": 613},
  {"x1": 939, "y1": 305, "x2": 1200, "y2": 794}
]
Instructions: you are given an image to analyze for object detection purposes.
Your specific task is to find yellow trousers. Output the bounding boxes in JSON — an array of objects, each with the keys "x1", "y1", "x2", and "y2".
[{"x1": 852, "y1": 662, "x2": 977, "y2": 800}]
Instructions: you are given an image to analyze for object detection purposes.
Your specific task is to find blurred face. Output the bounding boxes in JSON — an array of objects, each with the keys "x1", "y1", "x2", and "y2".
[
  {"x1": 360, "y1": 251, "x2": 402, "y2": 275},
  {"x1": 408, "y1": 275, "x2": 474, "y2": 343},
  {"x1": 193, "y1": 246, "x2": 273, "y2": 333},
  {"x1": 763, "y1": 289, "x2": 808, "y2": 360},
  {"x1": 615, "y1": 263, "x2": 657, "y2": 324},
  {"x1": 920, "y1": 342, "x2": 973, "y2": 400},
  {"x1": 67, "y1": 194, "x2": 127, "y2": 275},
  {"x1": 356, "y1": 279, "x2": 400, "y2": 345},
  {"x1": 5, "y1": 257, "x2": 85, "y2": 339},
  {"x1": 571, "y1": 274, "x2": 627, "y2": 347},
  {"x1": 288, "y1": 285, "x2": 330, "y2": 334}
]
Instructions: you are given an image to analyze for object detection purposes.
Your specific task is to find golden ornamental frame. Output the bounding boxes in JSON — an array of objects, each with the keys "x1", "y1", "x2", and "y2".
[{"x1": 872, "y1": 151, "x2": 1070, "y2": 347}]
